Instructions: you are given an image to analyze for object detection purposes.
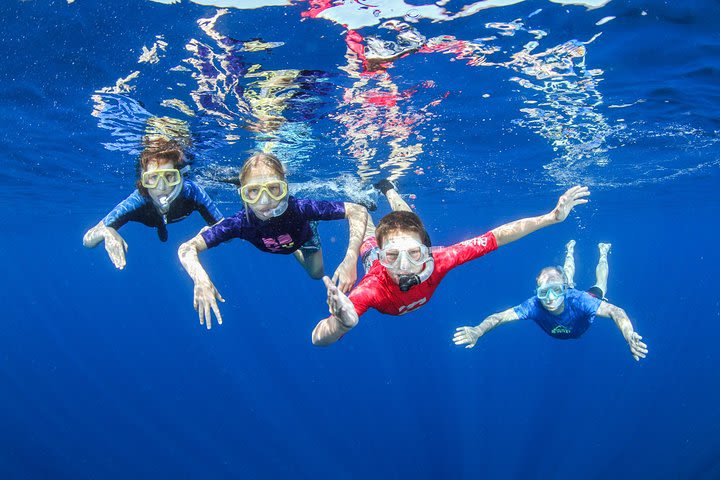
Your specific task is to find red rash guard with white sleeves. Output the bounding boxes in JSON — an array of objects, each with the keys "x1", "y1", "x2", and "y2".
[{"x1": 349, "y1": 231, "x2": 498, "y2": 316}]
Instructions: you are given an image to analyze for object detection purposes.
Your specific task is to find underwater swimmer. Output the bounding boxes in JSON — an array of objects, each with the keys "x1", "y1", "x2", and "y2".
[
  {"x1": 83, "y1": 140, "x2": 224, "y2": 269},
  {"x1": 178, "y1": 152, "x2": 368, "y2": 329},
  {"x1": 453, "y1": 241, "x2": 648, "y2": 361},
  {"x1": 312, "y1": 183, "x2": 591, "y2": 346}
]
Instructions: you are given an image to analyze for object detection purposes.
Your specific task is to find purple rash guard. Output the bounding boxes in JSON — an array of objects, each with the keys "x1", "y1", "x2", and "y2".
[{"x1": 201, "y1": 196, "x2": 346, "y2": 254}]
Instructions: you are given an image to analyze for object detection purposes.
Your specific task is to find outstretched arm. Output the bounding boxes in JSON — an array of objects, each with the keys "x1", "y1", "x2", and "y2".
[
  {"x1": 331, "y1": 203, "x2": 368, "y2": 293},
  {"x1": 83, "y1": 221, "x2": 128, "y2": 270},
  {"x1": 596, "y1": 302, "x2": 648, "y2": 361},
  {"x1": 178, "y1": 234, "x2": 225, "y2": 330},
  {"x1": 312, "y1": 276, "x2": 360, "y2": 346},
  {"x1": 453, "y1": 308, "x2": 520, "y2": 348},
  {"x1": 491, "y1": 186, "x2": 589, "y2": 247}
]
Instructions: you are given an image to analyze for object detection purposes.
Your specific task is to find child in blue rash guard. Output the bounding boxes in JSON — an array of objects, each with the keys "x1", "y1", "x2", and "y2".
[
  {"x1": 178, "y1": 152, "x2": 368, "y2": 330},
  {"x1": 453, "y1": 241, "x2": 649, "y2": 362},
  {"x1": 83, "y1": 141, "x2": 224, "y2": 270}
]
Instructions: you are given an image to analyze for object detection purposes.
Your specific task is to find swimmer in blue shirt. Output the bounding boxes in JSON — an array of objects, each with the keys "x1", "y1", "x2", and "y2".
[
  {"x1": 83, "y1": 141, "x2": 224, "y2": 269},
  {"x1": 178, "y1": 152, "x2": 368, "y2": 329},
  {"x1": 453, "y1": 241, "x2": 648, "y2": 361}
]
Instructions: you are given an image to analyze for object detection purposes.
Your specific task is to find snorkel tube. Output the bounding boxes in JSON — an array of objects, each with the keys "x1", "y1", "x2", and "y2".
[{"x1": 150, "y1": 181, "x2": 183, "y2": 216}]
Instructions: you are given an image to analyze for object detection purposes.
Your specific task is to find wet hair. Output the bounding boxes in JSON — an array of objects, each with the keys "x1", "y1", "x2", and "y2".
[
  {"x1": 136, "y1": 139, "x2": 185, "y2": 196},
  {"x1": 375, "y1": 211, "x2": 431, "y2": 248},
  {"x1": 239, "y1": 152, "x2": 286, "y2": 186},
  {"x1": 536, "y1": 266, "x2": 567, "y2": 286}
]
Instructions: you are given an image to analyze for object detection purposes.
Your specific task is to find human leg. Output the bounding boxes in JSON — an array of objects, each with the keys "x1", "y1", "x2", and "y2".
[
  {"x1": 374, "y1": 179, "x2": 412, "y2": 212},
  {"x1": 293, "y1": 248, "x2": 325, "y2": 279},
  {"x1": 293, "y1": 221, "x2": 325, "y2": 279},
  {"x1": 563, "y1": 239, "x2": 576, "y2": 288},
  {"x1": 592, "y1": 242, "x2": 612, "y2": 296}
]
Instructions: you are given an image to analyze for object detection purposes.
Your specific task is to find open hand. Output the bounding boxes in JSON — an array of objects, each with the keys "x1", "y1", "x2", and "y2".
[
  {"x1": 194, "y1": 280, "x2": 225, "y2": 330},
  {"x1": 552, "y1": 185, "x2": 590, "y2": 222},
  {"x1": 628, "y1": 331, "x2": 648, "y2": 361},
  {"x1": 323, "y1": 276, "x2": 358, "y2": 328},
  {"x1": 453, "y1": 326, "x2": 483, "y2": 348},
  {"x1": 104, "y1": 230, "x2": 128, "y2": 270},
  {"x1": 331, "y1": 258, "x2": 358, "y2": 293}
]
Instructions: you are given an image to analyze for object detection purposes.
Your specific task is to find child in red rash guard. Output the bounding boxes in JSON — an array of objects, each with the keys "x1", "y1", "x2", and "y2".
[{"x1": 312, "y1": 181, "x2": 590, "y2": 346}]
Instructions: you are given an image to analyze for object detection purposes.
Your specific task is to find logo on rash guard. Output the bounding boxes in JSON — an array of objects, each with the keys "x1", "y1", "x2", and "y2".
[
  {"x1": 551, "y1": 325, "x2": 572, "y2": 336},
  {"x1": 460, "y1": 236, "x2": 488, "y2": 248},
  {"x1": 398, "y1": 297, "x2": 427, "y2": 315},
  {"x1": 262, "y1": 234, "x2": 295, "y2": 252}
]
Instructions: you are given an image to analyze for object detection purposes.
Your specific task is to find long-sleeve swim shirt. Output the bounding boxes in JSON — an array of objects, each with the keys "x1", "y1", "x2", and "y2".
[
  {"x1": 348, "y1": 231, "x2": 498, "y2": 317},
  {"x1": 200, "y1": 196, "x2": 346, "y2": 254},
  {"x1": 102, "y1": 180, "x2": 223, "y2": 242}
]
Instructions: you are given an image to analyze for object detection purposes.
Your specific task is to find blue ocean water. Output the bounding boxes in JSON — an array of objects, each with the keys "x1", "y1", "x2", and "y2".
[{"x1": 1, "y1": 0, "x2": 719, "y2": 478}]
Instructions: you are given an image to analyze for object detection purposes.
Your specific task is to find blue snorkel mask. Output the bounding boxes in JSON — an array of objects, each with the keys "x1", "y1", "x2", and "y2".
[{"x1": 536, "y1": 282, "x2": 567, "y2": 310}]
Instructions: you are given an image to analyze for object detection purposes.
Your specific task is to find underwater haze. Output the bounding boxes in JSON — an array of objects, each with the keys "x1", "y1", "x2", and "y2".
[{"x1": 1, "y1": 0, "x2": 719, "y2": 478}]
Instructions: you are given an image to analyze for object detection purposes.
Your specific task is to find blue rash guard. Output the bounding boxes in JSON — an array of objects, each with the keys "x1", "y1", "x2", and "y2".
[
  {"x1": 513, "y1": 288, "x2": 603, "y2": 340},
  {"x1": 102, "y1": 180, "x2": 223, "y2": 242}
]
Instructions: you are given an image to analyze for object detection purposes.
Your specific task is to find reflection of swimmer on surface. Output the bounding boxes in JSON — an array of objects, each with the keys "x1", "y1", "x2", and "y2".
[
  {"x1": 362, "y1": 24, "x2": 427, "y2": 71},
  {"x1": 312, "y1": 183, "x2": 591, "y2": 346},
  {"x1": 83, "y1": 138, "x2": 224, "y2": 270},
  {"x1": 177, "y1": 152, "x2": 368, "y2": 330},
  {"x1": 335, "y1": 25, "x2": 436, "y2": 181},
  {"x1": 453, "y1": 241, "x2": 648, "y2": 361}
]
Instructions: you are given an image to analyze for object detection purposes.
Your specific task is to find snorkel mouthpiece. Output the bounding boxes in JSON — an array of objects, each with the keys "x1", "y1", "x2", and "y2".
[
  {"x1": 150, "y1": 181, "x2": 183, "y2": 214},
  {"x1": 397, "y1": 257, "x2": 434, "y2": 291},
  {"x1": 398, "y1": 274, "x2": 420, "y2": 292}
]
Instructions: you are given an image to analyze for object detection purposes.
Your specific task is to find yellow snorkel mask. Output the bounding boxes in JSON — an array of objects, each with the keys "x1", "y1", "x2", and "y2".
[
  {"x1": 141, "y1": 168, "x2": 182, "y2": 189},
  {"x1": 238, "y1": 179, "x2": 288, "y2": 204}
]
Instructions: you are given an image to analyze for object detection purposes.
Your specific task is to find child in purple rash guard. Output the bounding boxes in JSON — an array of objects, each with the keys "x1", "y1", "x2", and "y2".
[
  {"x1": 200, "y1": 197, "x2": 345, "y2": 255},
  {"x1": 178, "y1": 152, "x2": 368, "y2": 330}
]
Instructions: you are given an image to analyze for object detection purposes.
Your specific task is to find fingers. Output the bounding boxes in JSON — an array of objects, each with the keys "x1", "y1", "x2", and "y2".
[
  {"x1": 204, "y1": 302, "x2": 212, "y2": 330},
  {"x1": 198, "y1": 301, "x2": 205, "y2": 326},
  {"x1": 331, "y1": 270, "x2": 340, "y2": 286},
  {"x1": 322, "y1": 276, "x2": 334, "y2": 290},
  {"x1": 338, "y1": 274, "x2": 354, "y2": 294},
  {"x1": 215, "y1": 287, "x2": 225, "y2": 303},
  {"x1": 211, "y1": 299, "x2": 223, "y2": 326},
  {"x1": 632, "y1": 345, "x2": 648, "y2": 358},
  {"x1": 566, "y1": 185, "x2": 589, "y2": 196},
  {"x1": 453, "y1": 329, "x2": 469, "y2": 345}
]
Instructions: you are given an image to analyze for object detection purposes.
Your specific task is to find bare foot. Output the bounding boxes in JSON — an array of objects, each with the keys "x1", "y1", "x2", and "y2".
[
  {"x1": 565, "y1": 239, "x2": 576, "y2": 253},
  {"x1": 598, "y1": 242, "x2": 612, "y2": 256}
]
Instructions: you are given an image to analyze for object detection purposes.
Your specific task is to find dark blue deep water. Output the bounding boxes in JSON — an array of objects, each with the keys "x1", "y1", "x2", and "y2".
[{"x1": 1, "y1": 0, "x2": 719, "y2": 478}]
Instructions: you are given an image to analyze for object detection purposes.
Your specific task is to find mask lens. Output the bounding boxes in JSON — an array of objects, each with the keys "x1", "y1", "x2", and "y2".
[
  {"x1": 379, "y1": 244, "x2": 428, "y2": 269},
  {"x1": 241, "y1": 185, "x2": 262, "y2": 203},
  {"x1": 142, "y1": 172, "x2": 160, "y2": 188},
  {"x1": 162, "y1": 170, "x2": 181, "y2": 186},
  {"x1": 381, "y1": 249, "x2": 400, "y2": 266},
  {"x1": 143, "y1": 169, "x2": 181, "y2": 189},
  {"x1": 267, "y1": 182, "x2": 284, "y2": 199},
  {"x1": 408, "y1": 247, "x2": 423, "y2": 262},
  {"x1": 241, "y1": 181, "x2": 287, "y2": 204},
  {"x1": 537, "y1": 283, "x2": 565, "y2": 300}
]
